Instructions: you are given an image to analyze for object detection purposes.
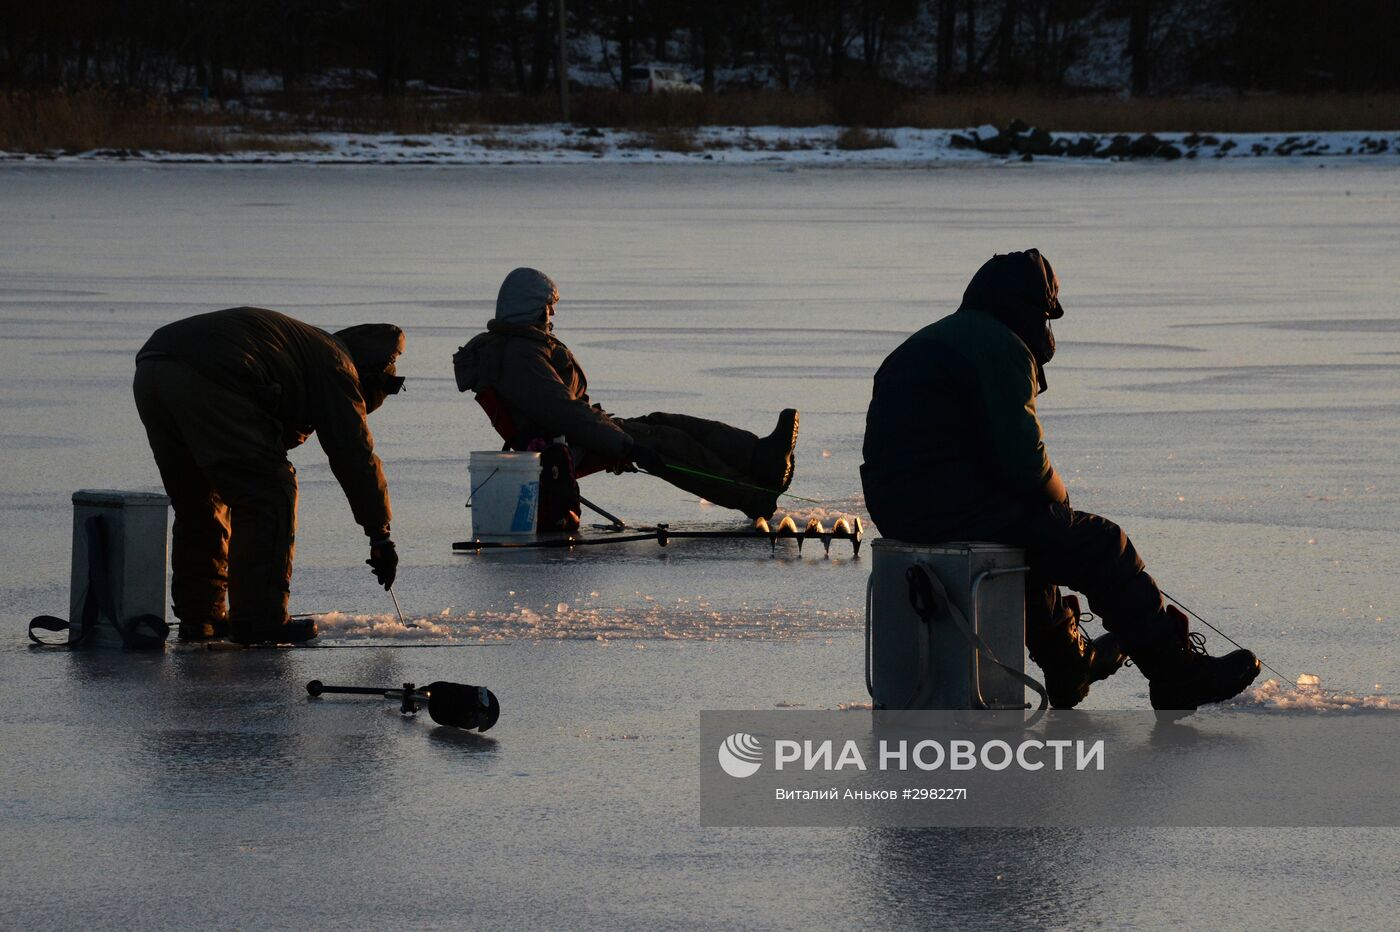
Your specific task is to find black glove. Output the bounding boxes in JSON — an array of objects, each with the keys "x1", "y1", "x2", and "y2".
[
  {"x1": 366, "y1": 538, "x2": 398, "y2": 590},
  {"x1": 629, "y1": 444, "x2": 667, "y2": 474}
]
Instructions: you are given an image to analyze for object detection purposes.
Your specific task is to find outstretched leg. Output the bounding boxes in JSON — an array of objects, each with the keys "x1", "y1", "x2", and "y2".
[{"x1": 619, "y1": 411, "x2": 795, "y2": 518}]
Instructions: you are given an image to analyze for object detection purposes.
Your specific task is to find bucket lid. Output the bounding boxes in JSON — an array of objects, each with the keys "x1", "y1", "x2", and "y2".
[
  {"x1": 469, "y1": 450, "x2": 540, "y2": 464},
  {"x1": 72, "y1": 489, "x2": 170, "y2": 507}
]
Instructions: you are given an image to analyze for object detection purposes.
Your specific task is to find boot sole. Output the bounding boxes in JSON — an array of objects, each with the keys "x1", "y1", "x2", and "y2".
[{"x1": 773, "y1": 409, "x2": 798, "y2": 492}]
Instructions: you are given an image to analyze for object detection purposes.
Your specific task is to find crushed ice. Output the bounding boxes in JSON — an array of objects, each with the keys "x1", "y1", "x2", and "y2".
[
  {"x1": 306, "y1": 603, "x2": 860, "y2": 643},
  {"x1": 1228, "y1": 672, "x2": 1398, "y2": 712}
]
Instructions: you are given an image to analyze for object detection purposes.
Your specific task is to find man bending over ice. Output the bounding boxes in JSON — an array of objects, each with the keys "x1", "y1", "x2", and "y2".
[
  {"x1": 861, "y1": 250, "x2": 1261, "y2": 712},
  {"x1": 454, "y1": 268, "x2": 799, "y2": 520},
  {"x1": 134, "y1": 307, "x2": 403, "y2": 645}
]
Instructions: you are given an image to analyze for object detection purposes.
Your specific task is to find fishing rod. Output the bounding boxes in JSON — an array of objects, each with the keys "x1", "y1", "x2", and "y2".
[
  {"x1": 306, "y1": 678, "x2": 501, "y2": 731},
  {"x1": 646, "y1": 462, "x2": 826, "y2": 506}
]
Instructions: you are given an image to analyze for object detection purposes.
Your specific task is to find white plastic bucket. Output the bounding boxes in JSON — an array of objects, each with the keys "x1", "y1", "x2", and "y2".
[{"x1": 469, "y1": 451, "x2": 540, "y2": 536}]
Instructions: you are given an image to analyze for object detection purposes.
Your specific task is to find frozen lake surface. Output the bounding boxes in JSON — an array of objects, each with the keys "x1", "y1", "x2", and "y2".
[{"x1": 2, "y1": 161, "x2": 1398, "y2": 928}]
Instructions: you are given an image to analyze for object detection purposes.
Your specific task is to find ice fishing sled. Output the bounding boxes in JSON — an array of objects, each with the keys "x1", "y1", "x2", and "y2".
[{"x1": 453, "y1": 513, "x2": 863, "y2": 555}]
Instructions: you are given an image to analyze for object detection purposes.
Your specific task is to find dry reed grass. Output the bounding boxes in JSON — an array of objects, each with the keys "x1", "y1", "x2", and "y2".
[
  {"x1": 4, "y1": 88, "x2": 1397, "y2": 154},
  {"x1": 0, "y1": 89, "x2": 325, "y2": 153},
  {"x1": 619, "y1": 127, "x2": 704, "y2": 152}
]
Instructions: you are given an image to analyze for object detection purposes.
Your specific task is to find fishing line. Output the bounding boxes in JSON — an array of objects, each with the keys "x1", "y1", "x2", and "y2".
[
  {"x1": 649, "y1": 463, "x2": 825, "y2": 506},
  {"x1": 1160, "y1": 589, "x2": 1298, "y2": 685}
]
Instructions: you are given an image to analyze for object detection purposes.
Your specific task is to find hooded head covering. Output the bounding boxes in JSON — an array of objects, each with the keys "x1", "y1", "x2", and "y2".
[
  {"x1": 958, "y1": 249, "x2": 1063, "y2": 393},
  {"x1": 334, "y1": 323, "x2": 405, "y2": 412},
  {"x1": 495, "y1": 267, "x2": 559, "y2": 327}
]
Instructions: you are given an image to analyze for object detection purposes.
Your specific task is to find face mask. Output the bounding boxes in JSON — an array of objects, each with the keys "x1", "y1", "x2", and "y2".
[{"x1": 362, "y1": 368, "x2": 404, "y2": 414}]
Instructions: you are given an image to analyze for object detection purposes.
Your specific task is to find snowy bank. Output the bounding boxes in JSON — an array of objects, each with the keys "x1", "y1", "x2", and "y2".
[{"x1": 5, "y1": 123, "x2": 1400, "y2": 166}]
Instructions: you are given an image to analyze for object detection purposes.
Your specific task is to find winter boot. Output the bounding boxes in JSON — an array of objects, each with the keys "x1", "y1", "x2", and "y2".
[
  {"x1": 1027, "y1": 594, "x2": 1128, "y2": 708},
  {"x1": 230, "y1": 616, "x2": 318, "y2": 646},
  {"x1": 749, "y1": 409, "x2": 799, "y2": 494},
  {"x1": 178, "y1": 612, "x2": 230, "y2": 642},
  {"x1": 1133, "y1": 605, "x2": 1261, "y2": 712}
]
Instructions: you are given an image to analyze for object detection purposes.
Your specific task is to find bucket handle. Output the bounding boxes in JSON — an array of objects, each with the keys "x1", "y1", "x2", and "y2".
[
  {"x1": 465, "y1": 467, "x2": 500, "y2": 508},
  {"x1": 905, "y1": 561, "x2": 1048, "y2": 721},
  {"x1": 864, "y1": 573, "x2": 877, "y2": 703}
]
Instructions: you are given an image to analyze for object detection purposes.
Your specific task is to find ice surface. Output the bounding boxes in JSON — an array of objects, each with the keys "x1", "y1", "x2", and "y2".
[{"x1": 2, "y1": 161, "x2": 1398, "y2": 928}]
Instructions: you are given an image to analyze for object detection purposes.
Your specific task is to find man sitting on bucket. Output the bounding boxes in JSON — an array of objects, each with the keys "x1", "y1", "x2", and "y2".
[
  {"x1": 454, "y1": 268, "x2": 799, "y2": 520},
  {"x1": 861, "y1": 250, "x2": 1261, "y2": 712},
  {"x1": 133, "y1": 307, "x2": 404, "y2": 645}
]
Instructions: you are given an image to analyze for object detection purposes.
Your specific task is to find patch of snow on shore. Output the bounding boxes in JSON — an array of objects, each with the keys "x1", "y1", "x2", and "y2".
[{"x1": 5, "y1": 125, "x2": 1398, "y2": 167}]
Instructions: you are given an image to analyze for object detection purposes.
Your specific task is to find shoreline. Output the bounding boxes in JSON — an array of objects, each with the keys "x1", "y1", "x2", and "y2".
[{"x1": 5, "y1": 124, "x2": 1398, "y2": 167}]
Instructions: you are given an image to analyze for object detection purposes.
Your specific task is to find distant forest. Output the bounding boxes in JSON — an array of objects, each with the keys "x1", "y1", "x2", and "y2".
[{"x1": 3, "y1": 1, "x2": 1397, "y2": 97}]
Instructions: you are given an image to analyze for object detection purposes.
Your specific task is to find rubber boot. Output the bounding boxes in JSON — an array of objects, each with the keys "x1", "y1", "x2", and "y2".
[
  {"x1": 1027, "y1": 594, "x2": 1128, "y2": 709},
  {"x1": 1132, "y1": 605, "x2": 1261, "y2": 713},
  {"x1": 749, "y1": 409, "x2": 799, "y2": 495},
  {"x1": 230, "y1": 616, "x2": 318, "y2": 646}
]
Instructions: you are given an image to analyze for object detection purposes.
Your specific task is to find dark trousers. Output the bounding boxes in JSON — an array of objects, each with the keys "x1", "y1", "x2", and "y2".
[
  {"x1": 617, "y1": 412, "x2": 770, "y2": 515},
  {"x1": 133, "y1": 358, "x2": 296, "y2": 629},
  {"x1": 891, "y1": 501, "x2": 1170, "y2": 656},
  {"x1": 987, "y1": 502, "x2": 1169, "y2": 655}
]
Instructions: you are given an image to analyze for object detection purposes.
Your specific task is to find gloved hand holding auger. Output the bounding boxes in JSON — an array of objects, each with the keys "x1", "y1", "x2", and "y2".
[
  {"x1": 133, "y1": 307, "x2": 405, "y2": 646},
  {"x1": 366, "y1": 537, "x2": 398, "y2": 590}
]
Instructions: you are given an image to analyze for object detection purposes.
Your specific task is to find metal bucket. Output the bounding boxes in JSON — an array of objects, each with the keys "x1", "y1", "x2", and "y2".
[{"x1": 866, "y1": 539, "x2": 1029, "y2": 710}]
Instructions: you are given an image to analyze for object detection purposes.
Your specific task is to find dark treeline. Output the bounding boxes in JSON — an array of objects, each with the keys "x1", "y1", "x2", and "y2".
[{"x1": 2, "y1": 0, "x2": 1397, "y2": 98}]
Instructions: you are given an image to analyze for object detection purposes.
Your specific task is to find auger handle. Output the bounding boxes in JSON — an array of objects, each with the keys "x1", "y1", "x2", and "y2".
[{"x1": 306, "y1": 680, "x2": 396, "y2": 698}]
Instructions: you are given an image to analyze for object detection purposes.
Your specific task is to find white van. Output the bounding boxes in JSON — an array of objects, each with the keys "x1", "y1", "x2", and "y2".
[{"x1": 627, "y1": 65, "x2": 702, "y2": 94}]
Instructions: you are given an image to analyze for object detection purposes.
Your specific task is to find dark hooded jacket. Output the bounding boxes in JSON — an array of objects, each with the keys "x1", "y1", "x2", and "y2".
[
  {"x1": 137, "y1": 306, "x2": 399, "y2": 538},
  {"x1": 452, "y1": 267, "x2": 632, "y2": 460},
  {"x1": 452, "y1": 322, "x2": 632, "y2": 460},
  {"x1": 860, "y1": 250, "x2": 1062, "y2": 542}
]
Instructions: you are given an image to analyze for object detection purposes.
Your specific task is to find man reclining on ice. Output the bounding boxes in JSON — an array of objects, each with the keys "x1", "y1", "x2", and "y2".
[
  {"x1": 861, "y1": 249, "x2": 1261, "y2": 712},
  {"x1": 453, "y1": 267, "x2": 799, "y2": 520}
]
